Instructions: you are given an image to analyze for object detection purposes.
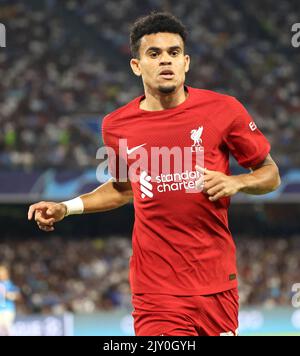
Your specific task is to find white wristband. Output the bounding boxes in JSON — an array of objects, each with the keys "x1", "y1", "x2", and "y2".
[{"x1": 62, "y1": 197, "x2": 84, "y2": 216}]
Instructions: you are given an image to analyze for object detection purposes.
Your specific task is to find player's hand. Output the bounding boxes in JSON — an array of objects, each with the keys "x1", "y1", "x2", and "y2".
[
  {"x1": 195, "y1": 166, "x2": 244, "y2": 202},
  {"x1": 27, "y1": 201, "x2": 67, "y2": 232}
]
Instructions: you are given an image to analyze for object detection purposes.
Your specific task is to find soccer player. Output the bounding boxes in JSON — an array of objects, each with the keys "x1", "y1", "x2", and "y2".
[
  {"x1": 0, "y1": 265, "x2": 20, "y2": 336},
  {"x1": 28, "y1": 13, "x2": 281, "y2": 336}
]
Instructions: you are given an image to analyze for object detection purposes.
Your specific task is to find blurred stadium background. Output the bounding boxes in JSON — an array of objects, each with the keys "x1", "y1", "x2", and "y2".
[{"x1": 0, "y1": 0, "x2": 300, "y2": 336}]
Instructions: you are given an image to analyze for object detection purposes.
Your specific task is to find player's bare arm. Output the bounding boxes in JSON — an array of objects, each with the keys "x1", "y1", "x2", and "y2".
[
  {"x1": 5, "y1": 291, "x2": 20, "y2": 302},
  {"x1": 27, "y1": 179, "x2": 133, "y2": 232},
  {"x1": 196, "y1": 154, "x2": 281, "y2": 202}
]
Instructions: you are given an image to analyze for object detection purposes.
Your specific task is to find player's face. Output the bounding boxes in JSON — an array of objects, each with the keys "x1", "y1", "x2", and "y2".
[{"x1": 130, "y1": 33, "x2": 190, "y2": 95}]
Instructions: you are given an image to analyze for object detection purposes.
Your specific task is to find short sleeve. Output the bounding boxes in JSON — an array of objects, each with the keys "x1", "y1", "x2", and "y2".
[
  {"x1": 223, "y1": 98, "x2": 271, "y2": 169},
  {"x1": 101, "y1": 116, "x2": 128, "y2": 181}
]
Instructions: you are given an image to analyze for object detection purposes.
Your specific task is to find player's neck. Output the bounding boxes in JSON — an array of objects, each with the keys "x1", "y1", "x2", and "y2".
[{"x1": 140, "y1": 86, "x2": 188, "y2": 111}]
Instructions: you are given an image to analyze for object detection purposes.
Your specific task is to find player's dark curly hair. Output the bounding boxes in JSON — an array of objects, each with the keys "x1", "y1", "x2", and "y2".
[{"x1": 130, "y1": 12, "x2": 188, "y2": 58}]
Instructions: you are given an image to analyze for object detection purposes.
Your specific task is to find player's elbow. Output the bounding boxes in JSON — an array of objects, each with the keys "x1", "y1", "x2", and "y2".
[{"x1": 270, "y1": 165, "x2": 281, "y2": 192}]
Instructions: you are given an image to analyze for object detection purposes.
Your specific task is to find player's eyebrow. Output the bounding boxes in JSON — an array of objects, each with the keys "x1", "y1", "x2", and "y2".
[{"x1": 145, "y1": 46, "x2": 182, "y2": 53}]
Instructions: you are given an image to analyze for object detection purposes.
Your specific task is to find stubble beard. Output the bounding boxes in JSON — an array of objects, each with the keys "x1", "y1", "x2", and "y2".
[{"x1": 158, "y1": 85, "x2": 177, "y2": 95}]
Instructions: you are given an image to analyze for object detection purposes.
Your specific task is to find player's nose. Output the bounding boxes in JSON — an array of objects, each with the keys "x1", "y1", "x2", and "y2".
[{"x1": 159, "y1": 51, "x2": 172, "y2": 65}]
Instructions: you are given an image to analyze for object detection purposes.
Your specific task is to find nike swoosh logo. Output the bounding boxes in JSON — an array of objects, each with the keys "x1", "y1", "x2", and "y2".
[{"x1": 127, "y1": 143, "x2": 146, "y2": 155}]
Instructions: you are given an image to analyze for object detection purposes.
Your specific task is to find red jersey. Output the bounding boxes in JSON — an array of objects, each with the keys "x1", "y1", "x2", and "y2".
[{"x1": 102, "y1": 86, "x2": 270, "y2": 295}]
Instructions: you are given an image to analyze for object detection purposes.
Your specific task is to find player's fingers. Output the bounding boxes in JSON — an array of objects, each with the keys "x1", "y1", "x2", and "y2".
[
  {"x1": 46, "y1": 208, "x2": 54, "y2": 215},
  {"x1": 196, "y1": 166, "x2": 225, "y2": 184},
  {"x1": 196, "y1": 176, "x2": 212, "y2": 188},
  {"x1": 196, "y1": 176, "x2": 209, "y2": 189},
  {"x1": 28, "y1": 204, "x2": 37, "y2": 220},
  {"x1": 195, "y1": 167, "x2": 215, "y2": 189},
  {"x1": 195, "y1": 165, "x2": 208, "y2": 175},
  {"x1": 209, "y1": 190, "x2": 227, "y2": 202},
  {"x1": 207, "y1": 184, "x2": 224, "y2": 196},
  {"x1": 37, "y1": 221, "x2": 48, "y2": 229},
  {"x1": 35, "y1": 211, "x2": 55, "y2": 225},
  {"x1": 195, "y1": 176, "x2": 204, "y2": 190},
  {"x1": 203, "y1": 178, "x2": 220, "y2": 190},
  {"x1": 202, "y1": 175, "x2": 215, "y2": 185},
  {"x1": 46, "y1": 205, "x2": 60, "y2": 216},
  {"x1": 195, "y1": 165, "x2": 215, "y2": 174},
  {"x1": 37, "y1": 222, "x2": 54, "y2": 232},
  {"x1": 28, "y1": 202, "x2": 49, "y2": 220}
]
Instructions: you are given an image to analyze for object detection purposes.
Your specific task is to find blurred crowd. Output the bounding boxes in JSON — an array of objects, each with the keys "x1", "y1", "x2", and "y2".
[
  {"x1": 0, "y1": 0, "x2": 139, "y2": 170},
  {"x1": 0, "y1": 235, "x2": 299, "y2": 315},
  {"x1": 237, "y1": 236, "x2": 300, "y2": 307},
  {"x1": 0, "y1": 0, "x2": 299, "y2": 170},
  {"x1": 0, "y1": 237, "x2": 132, "y2": 315}
]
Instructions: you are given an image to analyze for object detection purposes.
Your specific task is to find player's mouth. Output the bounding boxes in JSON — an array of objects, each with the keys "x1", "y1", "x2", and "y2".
[{"x1": 159, "y1": 70, "x2": 175, "y2": 80}]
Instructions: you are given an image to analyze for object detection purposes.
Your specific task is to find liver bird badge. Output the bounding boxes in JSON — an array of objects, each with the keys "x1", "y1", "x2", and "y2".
[{"x1": 191, "y1": 127, "x2": 203, "y2": 146}]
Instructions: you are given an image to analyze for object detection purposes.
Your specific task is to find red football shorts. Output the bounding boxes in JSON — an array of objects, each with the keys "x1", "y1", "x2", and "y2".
[{"x1": 132, "y1": 288, "x2": 239, "y2": 336}]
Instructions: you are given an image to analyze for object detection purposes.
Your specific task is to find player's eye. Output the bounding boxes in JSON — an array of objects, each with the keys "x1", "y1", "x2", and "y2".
[
  {"x1": 149, "y1": 52, "x2": 159, "y2": 58},
  {"x1": 172, "y1": 50, "x2": 180, "y2": 57}
]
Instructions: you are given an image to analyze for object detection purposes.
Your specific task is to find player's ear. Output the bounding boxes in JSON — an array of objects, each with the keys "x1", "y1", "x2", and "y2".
[
  {"x1": 130, "y1": 58, "x2": 142, "y2": 77},
  {"x1": 184, "y1": 54, "x2": 190, "y2": 74}
]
